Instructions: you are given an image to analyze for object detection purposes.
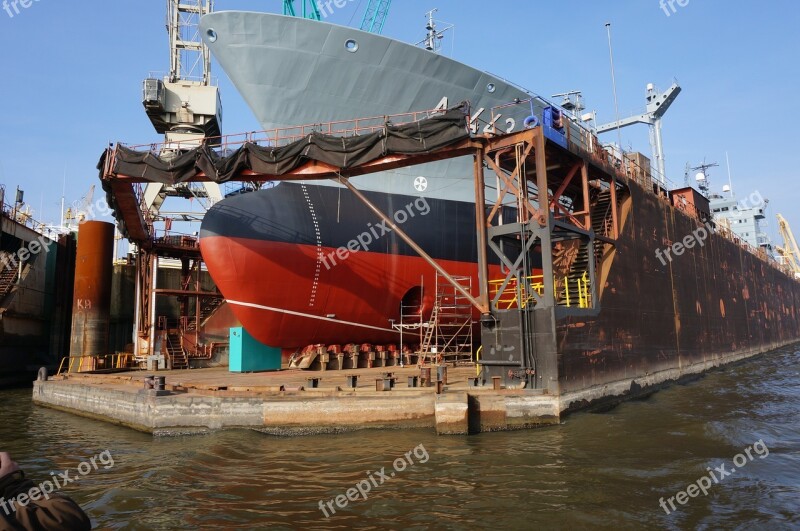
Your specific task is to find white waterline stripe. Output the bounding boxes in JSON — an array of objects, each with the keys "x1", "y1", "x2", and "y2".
[{"x1": 226, "y1": 299, "x2": 400, "y2": 334}]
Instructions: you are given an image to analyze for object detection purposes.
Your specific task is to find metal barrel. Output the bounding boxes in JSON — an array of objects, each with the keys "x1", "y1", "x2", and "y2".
[{"x1": 69, "y1": 221, "x2": 114, "y2": 367}]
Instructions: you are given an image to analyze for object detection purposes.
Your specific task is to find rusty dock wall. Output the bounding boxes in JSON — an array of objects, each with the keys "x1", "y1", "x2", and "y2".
[{"x1": 555, "y1": 175, "x2": 800, "y2": 408}]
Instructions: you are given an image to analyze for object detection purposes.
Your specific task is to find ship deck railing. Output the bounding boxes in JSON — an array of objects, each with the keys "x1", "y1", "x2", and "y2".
[
  {"x1": 120, "y1": 107, "x2": 456, "y2": 156},
  {"x1": 0, "y1": 186, "x2": 62, "y2": 239}
]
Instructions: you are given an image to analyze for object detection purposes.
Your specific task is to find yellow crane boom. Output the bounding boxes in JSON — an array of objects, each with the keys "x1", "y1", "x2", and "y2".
[{"x1": 776, "y1": 214, "x2": 800, "y2": 277}]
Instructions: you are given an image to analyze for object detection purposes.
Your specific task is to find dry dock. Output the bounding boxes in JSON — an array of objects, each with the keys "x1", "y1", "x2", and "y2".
[
  {"x1": 31, "y1": 366, "x2": 561, "y2": 436},
  {"x1": 32, "y1": 340, "x2": 797, "y2": 437}
]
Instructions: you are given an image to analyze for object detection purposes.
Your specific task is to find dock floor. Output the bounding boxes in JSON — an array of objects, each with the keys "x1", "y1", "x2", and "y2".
[{"x1": 32, "y1": 365, "x2": 561, "y2": 436}]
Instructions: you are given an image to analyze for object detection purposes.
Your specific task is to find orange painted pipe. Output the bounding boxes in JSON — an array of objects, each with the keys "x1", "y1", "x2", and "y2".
[{"x1": 69, "y1": 221, "x2": 114, "y2": 366}]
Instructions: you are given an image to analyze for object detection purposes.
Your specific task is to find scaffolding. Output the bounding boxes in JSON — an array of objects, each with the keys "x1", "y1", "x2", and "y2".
[{"x1": 420, "y1": 273, "x2": 474, "y2": 366}]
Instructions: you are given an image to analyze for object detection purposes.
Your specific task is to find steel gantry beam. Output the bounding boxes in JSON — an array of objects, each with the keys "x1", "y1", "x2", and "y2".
[{"x1": 103, "y1": 108, "x2": 630, "y2": 382}]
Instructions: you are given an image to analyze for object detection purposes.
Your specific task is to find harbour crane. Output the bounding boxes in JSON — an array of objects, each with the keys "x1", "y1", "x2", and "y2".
[
  {"x1": 141, "y1": 1, "x2": 224, "y2": 220},
  {"x1": 596, "y1": 82, "x2": 681, "y2": 185},
  {"x1": 283, "y1": 0, "x2": 320, "y2": 20},
  {"x1": 283, "y1": 0, "x2": 393, "y2": 34},
  {"x1": 776, "y1": 214, "x2": 800, "y2": 278},
  {"x1": 360, "y1": 0, "x2": 392, "y2": 34}
]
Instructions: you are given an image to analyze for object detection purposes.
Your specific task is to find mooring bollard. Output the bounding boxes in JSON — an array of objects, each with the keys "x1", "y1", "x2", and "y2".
[
  {"x1": 345, "y1": 374, "x2": 359, "y2": 389},
  {"x1": 154, "y1": 376, "x2": 166, "y2": 391},
  {"x1": 492, "y1": 376, "x2": 503, "y2": 390},
  {"x1": 408, "y1": 375, "x2": 419, "y2": 388},
  {"x1": 420, "y1": 366, "x2": 432, "y2": 387},
  {"x1": 437, "y1": 365, "x2": 448, "y2": 385},
  {"x1": 144, "y1": 376, "x2": 155, "y2": 390},
  {"x1": 375, "y1": 378, "x2": 392, "y2": 392},
  {"x1": 307, "y1": 377, "x2": 321, "y2": 389}
]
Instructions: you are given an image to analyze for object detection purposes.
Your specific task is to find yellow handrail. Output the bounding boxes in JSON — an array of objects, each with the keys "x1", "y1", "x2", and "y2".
[
  {"x1": 489, "y1": 275, "x2": 545, "y2": 309},
  {"x1": 56, "y1": 353, "x2": 134, "y2": 375},
  {"x1": 490, "y1": 273, "x2": 591, "y2": 310}
]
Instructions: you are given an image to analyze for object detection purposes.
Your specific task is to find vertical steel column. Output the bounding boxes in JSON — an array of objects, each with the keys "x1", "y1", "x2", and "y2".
[
  {"x1": 474, "y1": 149, "x2": 490, "y2": 313},
  {"x1": 149, "y1": 254, "x2": 158, "y2": 355},
  {"x1": 534, "y1": 131, "x2": 555, "y2": 305},
  {"x1": 133, "y1": 253, "x2": 141, "y2": 356},
  {"x1": 610, "y1": 174, "x2": 620, "y2": 240},
  {"x1": 195, "y1": 259, "x2": 201, "y2": 349},
  {"x1": 581, "y1": 162, "x2": 591, "y2": 231}
]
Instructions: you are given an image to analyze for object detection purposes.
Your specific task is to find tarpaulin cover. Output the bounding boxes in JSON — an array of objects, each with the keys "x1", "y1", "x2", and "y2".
[{"x1": 98, "y1": 105, "x2": 469, "y2": 186}]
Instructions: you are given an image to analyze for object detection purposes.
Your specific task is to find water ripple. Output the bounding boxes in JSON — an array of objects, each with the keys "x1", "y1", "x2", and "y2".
[{"x1": 0, "y1": 347, "x2": 797, "y2": 529}]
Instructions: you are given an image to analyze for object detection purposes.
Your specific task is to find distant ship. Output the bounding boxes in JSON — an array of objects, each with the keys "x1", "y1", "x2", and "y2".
[
  {"x1": 0, "y1": 187, "x2": 74, "y2": 386},
  {"x1": 196, "y1": 10, "x2": 800, "y2": 376}
]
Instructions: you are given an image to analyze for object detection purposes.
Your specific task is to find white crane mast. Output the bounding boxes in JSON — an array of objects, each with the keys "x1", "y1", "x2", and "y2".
[{"x1": 167, "y1": 0, "x2": 214, "y2": 84}]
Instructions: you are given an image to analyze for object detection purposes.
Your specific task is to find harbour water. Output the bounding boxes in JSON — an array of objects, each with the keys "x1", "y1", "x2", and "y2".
[{"x1": 2, "y1": 345, "x2": 799, "y2": 529}]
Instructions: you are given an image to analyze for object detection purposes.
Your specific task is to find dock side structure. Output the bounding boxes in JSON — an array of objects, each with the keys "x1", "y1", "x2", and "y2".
[{"x1": 32, "y1": 102, "x2": 799, "y2": 435}]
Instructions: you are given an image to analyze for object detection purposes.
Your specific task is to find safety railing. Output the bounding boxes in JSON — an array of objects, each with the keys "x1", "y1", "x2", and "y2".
[
  {"x1": 120, "y1": 106, "x2": 461, "y2": 155},
  {"x1": 490, "y1": 273, "x2": 592, "y2": 310},
  {"x1": 555, "y1": 274, "x2": 592, "y2": 309},
  {"x1": 151, "y1": 232, "x2": 200, "y2": 250},
  {"x1": 489, "y1": 275, "x2": 544, "y2": 310},
  {"x1": 0, "y1": 188, "x2": 62, "y2": 239},
  {"x1": 56, "y1": 353, "x2": 135, "y2": 375},
  {"x1": 576, "y1": 272, "x2": 591, "y2": 309}
]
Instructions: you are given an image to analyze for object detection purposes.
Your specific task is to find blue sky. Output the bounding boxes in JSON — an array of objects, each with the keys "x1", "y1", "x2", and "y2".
[{"x1": 0, "y1": 0, "x2": 798, "y2": 242}]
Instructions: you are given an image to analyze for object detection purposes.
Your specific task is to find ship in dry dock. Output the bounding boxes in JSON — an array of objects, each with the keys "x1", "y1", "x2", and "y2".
[
  {"x1": 184, "y1": 10, "x2": 800, "y2": 393},
  {"x1": 91, "y1": 9, "x2": 800, "y2": 411}
]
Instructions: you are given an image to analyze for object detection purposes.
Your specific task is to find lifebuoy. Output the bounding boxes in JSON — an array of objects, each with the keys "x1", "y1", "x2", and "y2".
[{"x1": 524, "y1": 115, "x2": 539, "y2": 128}]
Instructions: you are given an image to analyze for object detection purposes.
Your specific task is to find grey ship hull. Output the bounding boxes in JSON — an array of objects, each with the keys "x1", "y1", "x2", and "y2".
[{"x1": 199, "y1": 11, "x2": 533, "y2": 201}]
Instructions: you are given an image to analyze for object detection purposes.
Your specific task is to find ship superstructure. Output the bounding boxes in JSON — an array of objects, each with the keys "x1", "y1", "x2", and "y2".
[{"x1": 710, "y1": 192, "x2": 771, "y2": 251}]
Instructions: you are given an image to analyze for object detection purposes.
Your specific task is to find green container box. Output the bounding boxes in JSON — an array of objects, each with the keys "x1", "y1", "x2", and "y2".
[{"x1": 229, "y1": 327, "x2": 281, "y2": 372}]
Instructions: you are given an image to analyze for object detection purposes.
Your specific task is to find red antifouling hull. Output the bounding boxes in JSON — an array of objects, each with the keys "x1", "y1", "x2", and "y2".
[{"x1": 200, "y1": 236, "x2": 496, "y2": 348}]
